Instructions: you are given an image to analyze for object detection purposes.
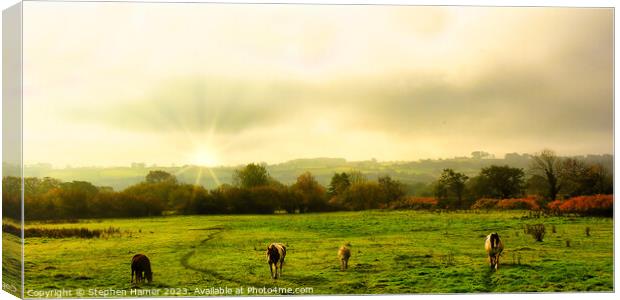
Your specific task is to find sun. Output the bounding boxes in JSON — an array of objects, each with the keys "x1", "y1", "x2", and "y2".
[{"x1": 188, "y1": 147, "x2": 219, "y2": 167}]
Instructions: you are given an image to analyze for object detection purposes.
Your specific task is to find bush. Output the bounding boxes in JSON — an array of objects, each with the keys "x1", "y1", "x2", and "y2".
[
  {"x1": 471, "y1": 197, "x2": 539, "y2": 211},
  {"x1": 470, "y1": 198, "x2": 499, "y2": 210},
  {"x1": 524, "y1": 224, "x2": 545, "y2": 242},
  {"x1": 388, "y1": 197, "x2": 438, "y2": 210},
  {"x1": 2, "y1": 223, "x2": 121, "y2": 239},
  {"x1": 495, "y1": 197, "x2": 540, "y2": 210},
  {"x1": 547, "y1": 195, "x2": 613, "y2": 217}
]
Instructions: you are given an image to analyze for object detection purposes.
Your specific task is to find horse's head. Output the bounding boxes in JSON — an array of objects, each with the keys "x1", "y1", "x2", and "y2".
[
  {"x1": 145, "y1": 271, "x2": 153, "y2": 283},
  {"x1": 267, "y1": 244, "x2": 280, "y2": 262}
]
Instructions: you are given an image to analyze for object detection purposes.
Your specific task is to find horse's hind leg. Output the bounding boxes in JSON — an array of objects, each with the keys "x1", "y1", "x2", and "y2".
[
  {"x1": 278, "y1": 262, "x2": 283, "y2": 279},
  {"x1": 495, "y1": 255, "x2": 500, "y2": 270},
  {"x1": 269, "y1": 263, "x2": 274, "y2": 279}
]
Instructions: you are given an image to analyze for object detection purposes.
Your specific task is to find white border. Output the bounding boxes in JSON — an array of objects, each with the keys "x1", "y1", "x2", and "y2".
[{"x1": 0, "y1": 1, "x2": 617, "y2": 300}]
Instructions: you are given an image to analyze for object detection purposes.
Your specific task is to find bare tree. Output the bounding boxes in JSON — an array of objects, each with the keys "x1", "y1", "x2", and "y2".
[{"x1": 530, "y1": 149, "x2": 563, "y2": 201}]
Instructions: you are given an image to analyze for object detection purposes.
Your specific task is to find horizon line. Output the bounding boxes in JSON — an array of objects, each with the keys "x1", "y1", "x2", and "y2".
[{"x1": 12, "y1": 152, "x2": 615, "y2": 170}]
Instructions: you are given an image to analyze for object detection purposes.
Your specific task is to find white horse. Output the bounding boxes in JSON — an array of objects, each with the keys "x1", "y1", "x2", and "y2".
[{"x1": 485, "y1": 232, "x2": 504, "y2": 270}]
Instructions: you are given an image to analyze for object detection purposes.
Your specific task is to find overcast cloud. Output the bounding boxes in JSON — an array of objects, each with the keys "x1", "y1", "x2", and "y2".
[{"x1": 21, "y1": 3, "x2": 613, "y2": 167}]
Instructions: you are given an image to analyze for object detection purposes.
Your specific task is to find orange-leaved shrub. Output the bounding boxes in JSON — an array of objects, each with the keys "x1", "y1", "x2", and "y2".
[
  {"x1": 495, "y1": 197, "x2": 540, "y2": 210},
  {"x1": 388, "y1": 197, "x2": 438, "y2": 210},
  {"x1": 547, "y1": 195, "x2": 613, "y2": 217},
  {"x1": 471, "y1": 197, "x2": 540, "y2": 210}
]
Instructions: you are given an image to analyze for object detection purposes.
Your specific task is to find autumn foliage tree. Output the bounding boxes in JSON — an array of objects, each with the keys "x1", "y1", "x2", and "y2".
[{"x1": 291, "y1": 172, "x2": 328, "y2": 212}]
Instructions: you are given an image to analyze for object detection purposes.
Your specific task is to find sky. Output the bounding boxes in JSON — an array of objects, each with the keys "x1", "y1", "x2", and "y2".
[{"x1": 20, "y1": 2, "x2": 613, "y2": 167}]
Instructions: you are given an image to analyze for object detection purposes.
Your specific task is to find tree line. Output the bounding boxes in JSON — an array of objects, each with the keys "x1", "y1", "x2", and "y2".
[
  {"x1": 433, "y1": 149, "x2": 612, "y2": 209},
  {"x1": 2, "y1": 149, "x2": 612, "y2": 220},
  {"x1": 2, "y1": 164, "x2": 405, "y2": 220}
]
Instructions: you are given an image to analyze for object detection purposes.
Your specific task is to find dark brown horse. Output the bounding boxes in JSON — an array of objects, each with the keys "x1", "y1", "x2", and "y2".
[
  {"x1": 131, "y1": 254, "x2": 153, "y2": 283},
  {"x1": 266, "y1": 243, "x2": 286, "y2": 279}
]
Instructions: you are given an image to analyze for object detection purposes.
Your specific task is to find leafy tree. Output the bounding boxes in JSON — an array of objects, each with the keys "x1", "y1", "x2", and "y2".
[
  {"x1": 328, "y1": 172, "x2": 351, "y2": 197},
  {"x1": 123, "y1": 181, "x2": 173, "y2": 215},
  {"x1": 56, "y1": 181, "x2": 99, "y2": 218},
  {"x1": 221, "y1": 186, "x2": 253, "y2": 214},
  {"x1": 233, "y1": 163, "x2": 270, "y2": 189},
  {"x1": 472, "y1": 165, "x2": 525, "y2": 199},
  {"x1": 117, "y1": 191, "x2": 165, "y2": 217},
  {"x1": 2, "y1": 176, "x2": 22, "y2": 220},
  {"x1": 434, "y1": 168, "x2": 469, "y2": 209},
  {"x1": 378, "y1": 175, "x2": 405, "y2": 204},
  {"x1": 278, "y1": 187, "x2": 300, "y2": 214},
  {"x1": 249, "y1": 186, "x2": 281, "y2": 214},
  {"x1": 348, "y1": 170, "x2": 368, "y2": 185},
  {"x1": 146, "y1": 170, "x2": 177, "y2": 184},
  {"x1": 180, "y1": 186, "x2": 230, "y2": 215},
  {"x1": 339, "y1": 182, "x2": 385, "y2": 210},
  {"x1": 167, "y1": 184, "x2": 198, "y2": 211},
  {"x1": 25, "y1": 177, "x2": 62, "y2": 195}
]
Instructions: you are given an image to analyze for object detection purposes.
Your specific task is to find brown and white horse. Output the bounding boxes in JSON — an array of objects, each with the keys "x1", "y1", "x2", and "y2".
[
  {"x1": 267, "y1": 243, "x2": 286, "y2": 279},
  {"x1": 484, "y1": 233, "x2": 504, "y2": 270}
]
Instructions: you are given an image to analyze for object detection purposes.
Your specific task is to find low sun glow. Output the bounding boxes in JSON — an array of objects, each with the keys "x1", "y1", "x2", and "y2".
[{"x1": 189, "y1": 147, "x2": 219, "y2": 167}]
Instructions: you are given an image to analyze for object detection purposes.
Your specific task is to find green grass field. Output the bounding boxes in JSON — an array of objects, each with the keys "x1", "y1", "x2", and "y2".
[
  {"x1": 2, "y1": 231, "x2": 22, "y2": 298},
  {"x1": 13, "y1": 210, "x2": 614, "y2": 296}
]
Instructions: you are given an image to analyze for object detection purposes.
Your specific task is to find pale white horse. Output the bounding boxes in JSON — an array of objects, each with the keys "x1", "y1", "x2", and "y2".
[{"x1": 485, "y1": 232, "x2": 504, "y2": 270}]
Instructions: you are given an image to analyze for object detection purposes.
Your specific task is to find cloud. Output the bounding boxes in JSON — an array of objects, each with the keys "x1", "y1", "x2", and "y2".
[
  {"x1": 66, "y1": 77, "x2": 313, "y2": 134},
  {"x1": 24, "y1": 4, "x2": 613, "y2": 166}
]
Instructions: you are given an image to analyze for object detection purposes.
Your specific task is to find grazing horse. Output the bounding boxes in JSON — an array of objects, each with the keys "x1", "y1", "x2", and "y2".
[
  {"x1": 131, "y1": 254, "x2": 153, "y2": 283},
  {"x1": 338, "y1": 245, "x2": 351, "y2": 271},
  {"x1": 484, "y1": 233, "x2": 504, "y2": 270},
  {"x1": 266, "y1": 243, "x2": 286, "y2": 279}
]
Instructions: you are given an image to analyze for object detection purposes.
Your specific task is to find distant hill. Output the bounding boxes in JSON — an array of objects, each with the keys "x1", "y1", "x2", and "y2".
[{"x1": 9, "y1": 154, "x2": 613, "y2": 191}]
